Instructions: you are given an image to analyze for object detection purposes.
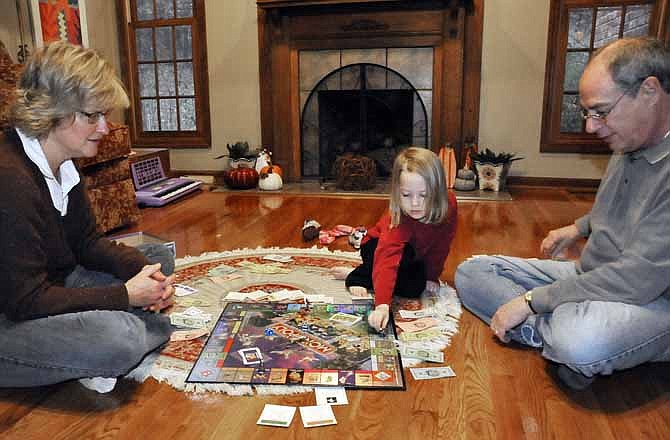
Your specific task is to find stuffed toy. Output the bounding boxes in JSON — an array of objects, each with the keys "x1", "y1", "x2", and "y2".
[
  {"x1": 301, "y1": 219, "x2": 321, "y2": 242},
  {"x1": 348, "y1": 227, "x2": 367, "y2": 249}
]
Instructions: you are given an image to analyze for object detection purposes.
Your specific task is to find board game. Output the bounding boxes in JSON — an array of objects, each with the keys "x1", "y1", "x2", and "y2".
[{"x1": 186, "y1": 302, "x2": 406, "y2": 389}]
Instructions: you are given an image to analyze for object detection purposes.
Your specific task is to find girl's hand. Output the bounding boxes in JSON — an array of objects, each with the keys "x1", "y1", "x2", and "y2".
[
  {"x1": 368, "y1": 304, "x2": 390, "y2": 332},
  {"x1": 426, "y1": 280, "x2": 440, "y2": 293}
]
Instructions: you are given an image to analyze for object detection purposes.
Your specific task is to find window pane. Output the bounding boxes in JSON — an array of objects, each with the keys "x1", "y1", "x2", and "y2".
[
  {"x1": 560, "y1": 94, "x2": 582, "y2": 133},
  {"x1": 177, "y1": 62, "x2": 194, "y2": 95},
  {"x1": 594, "y1": 7, "x2": 622, "y2": 48},
  {"x1": 175, "y1": 26, "x2": 192, "y2": 59},
  {"x1": 624, "y1": 4, "x2": 653, "y2": 38},
  {"x1": 176, "y1": 0, "x2": 193, "y2": 18},
  {"x1": 156, "y1": 27, "x2": 173, "y2": 61},
  {"x1": 141, "y1": 99, "x2": 159, "y2": 131},
  {"x1": 160, "y1": 99, "x2": 178, "y2": 130},
  {"x1": 138, "y1": 64, "x2": 156, "y2": 97},
  {"x1": 157, "y1": 0, "x2": 175, "y2": 19},
  {"x1": 179, "y1": 98, "x2": 196, "y2": 130},
  {"x1": 568, "y1": 8, "x2": 593, "y2": 49},
  {"x1": 563, "y1": 51, "x2": 589, "y2": 92},
  {"x1": 136, "y1": 28, "x2": 154, "y2": 62},
  {"x1": 136, "y1": 0, "x2": 154, "y2": 20},
  {"x1": 157, "y1": 63, "x2": 176, "y2": 96}
]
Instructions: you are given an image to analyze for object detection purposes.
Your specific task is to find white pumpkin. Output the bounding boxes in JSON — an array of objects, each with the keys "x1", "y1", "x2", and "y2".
[{"x1": 258, "y1": 169, "x2": 283, "y2": 191}]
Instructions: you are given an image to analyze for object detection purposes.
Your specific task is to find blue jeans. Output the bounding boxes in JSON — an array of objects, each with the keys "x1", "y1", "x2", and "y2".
[
  {"x1": 455, "y1": 255, "x2": 670, "y2": 378},
  {"x1": 0, "y1": 244, "x2": 174, "y2": 388}
]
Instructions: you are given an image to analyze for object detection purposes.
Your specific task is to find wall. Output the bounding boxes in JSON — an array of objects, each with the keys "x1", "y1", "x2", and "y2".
[
  {"x1": 479, "y1": 0, "x2": 608, "y2": 179},
  {"x1": 81, "y1": 0, "x2": 610, "y2": 178}
]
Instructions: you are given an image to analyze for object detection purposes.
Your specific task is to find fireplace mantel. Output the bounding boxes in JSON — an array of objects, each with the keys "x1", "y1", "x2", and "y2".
[{"x1": 257, "y1": 0, "x2": 482, "y2": 181}]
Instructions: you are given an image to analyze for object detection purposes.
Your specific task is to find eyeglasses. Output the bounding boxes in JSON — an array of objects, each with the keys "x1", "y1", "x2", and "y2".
[
  {"x1": 580, "y1": 82, "x2": 640, "y2": 122},
  {"x1": 77, "y1": 110, "x2": 110, "y2": 125}
]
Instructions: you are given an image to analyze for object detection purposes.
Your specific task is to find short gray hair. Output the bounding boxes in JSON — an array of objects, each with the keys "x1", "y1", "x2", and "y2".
[
  {"x1": 9, "y1": 41, "x2": 128, "y2": 139},
  {"x1": 593, "y1": 37, "x2": 670, "y2": 95}
]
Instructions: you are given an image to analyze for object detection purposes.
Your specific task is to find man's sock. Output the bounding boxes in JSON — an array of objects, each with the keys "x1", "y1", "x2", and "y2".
[
  {"x1": 78, "y1": 377, "x2": 117, "y2": 393},
  {"x1": 557, "y1": 365, "x2": 594, "y2": 391}
]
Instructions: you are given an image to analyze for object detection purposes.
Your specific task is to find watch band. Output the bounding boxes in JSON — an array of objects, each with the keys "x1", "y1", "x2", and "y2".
[{"x1": 524, "y1": 290, "x2": 537, "y2": 314}]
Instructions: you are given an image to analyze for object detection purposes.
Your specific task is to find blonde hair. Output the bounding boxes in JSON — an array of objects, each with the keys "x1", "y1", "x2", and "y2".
[
  {"x1": 9, "y1": 41, "x2": 129, "y2": 138},
  {"x1": 389, "y1": 147, "x2": 449, "y2": 226}
]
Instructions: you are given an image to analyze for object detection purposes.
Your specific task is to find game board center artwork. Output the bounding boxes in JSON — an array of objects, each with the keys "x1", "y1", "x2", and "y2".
[{"x1": 138, "y1": 247, "x2": 461, "y2": 396}]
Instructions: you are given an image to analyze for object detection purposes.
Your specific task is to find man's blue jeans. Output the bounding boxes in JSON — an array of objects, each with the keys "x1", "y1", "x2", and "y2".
[
  {"x1": 455, "y1": 255, "x2": 670, "y2": 378},
  {"x1": 0, "y1": 244, "x2": 174, "y2": 387}
]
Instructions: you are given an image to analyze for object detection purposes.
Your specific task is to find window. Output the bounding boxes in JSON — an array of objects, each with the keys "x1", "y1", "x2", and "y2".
[
  {"x1": 117, "y1": 0, "x2": 211, "y2": 148},
  {"x1": 540, "y1": 0, "x2": 666, "y2": 154}
]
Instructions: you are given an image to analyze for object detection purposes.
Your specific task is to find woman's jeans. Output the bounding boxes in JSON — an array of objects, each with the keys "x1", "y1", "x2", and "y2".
[
  {"x1": 455, "y1": 255, "x2": 670, "y2": 378},
  {"x1": 0, "y1": 244, "x2": 174, "y2": 387}
]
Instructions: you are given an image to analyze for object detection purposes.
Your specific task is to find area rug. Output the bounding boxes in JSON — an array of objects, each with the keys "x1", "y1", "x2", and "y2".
[{"x1": 128, "y1": 247, "x2": 462, "y2": 395}]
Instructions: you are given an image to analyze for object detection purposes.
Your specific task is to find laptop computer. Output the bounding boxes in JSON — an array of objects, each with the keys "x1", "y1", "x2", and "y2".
[{"x1": 130, "y1": 156, "x2": 202, "y2": 207}]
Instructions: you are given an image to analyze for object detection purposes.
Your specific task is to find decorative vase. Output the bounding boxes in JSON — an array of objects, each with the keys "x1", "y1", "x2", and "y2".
[{"x1": 474, "y1": 161, "x2": 511, "y2": 192}]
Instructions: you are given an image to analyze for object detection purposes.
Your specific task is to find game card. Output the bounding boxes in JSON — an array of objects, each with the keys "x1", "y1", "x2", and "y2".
[
  {"x1": 173, "y1": 283, "x2": 198, "y2": 297},
  {"x1": 257, "y1": 404, "x2": 296, "y2": 427},
  {"x1": 239, "y1": 347, "x2": 263, "y2": 365},
  {"x1": 329, "y1": 312, "x2": 362, "y2": 326},
  {"x1": 315, "y1": 387, "x2": 348, "y2": 406},
  {"x1": 299, "y1": 405, "x2": 337, "y2": 427}
]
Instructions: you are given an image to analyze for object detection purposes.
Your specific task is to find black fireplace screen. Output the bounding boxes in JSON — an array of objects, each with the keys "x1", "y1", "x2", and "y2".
[{"x1": 301, "y1": 63, "x2": 429, "y2": 178}]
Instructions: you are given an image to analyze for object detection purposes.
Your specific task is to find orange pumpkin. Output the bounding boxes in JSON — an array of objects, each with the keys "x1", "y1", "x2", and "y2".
[
  {"x1": 224, "y1": 167, "x2": 259, "y2": 189},
  {"x1": 260, "y1": 164, "x2": 283, "y2": 178}
]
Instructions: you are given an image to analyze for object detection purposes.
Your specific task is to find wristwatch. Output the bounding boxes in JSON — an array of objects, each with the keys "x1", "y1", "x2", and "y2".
[{"x1": 524, "y1": 290, "x2": 537, "y2": 314}]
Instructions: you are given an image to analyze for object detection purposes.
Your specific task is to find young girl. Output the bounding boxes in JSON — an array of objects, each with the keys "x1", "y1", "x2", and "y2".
[{"x1": 333, "y1": 147, "x2": 458, "y2": 331}]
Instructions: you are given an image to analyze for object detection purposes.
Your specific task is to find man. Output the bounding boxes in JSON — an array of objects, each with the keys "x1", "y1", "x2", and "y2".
[
  {"x1": 455, "y1": 37, "x2": 670, "y2": 390},
  {"x1": 0, "y1": 42, "x2": 175, "y2": 393}
]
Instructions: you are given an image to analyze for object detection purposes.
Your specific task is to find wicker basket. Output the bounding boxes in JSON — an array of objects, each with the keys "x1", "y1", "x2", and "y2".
[{"x1": 333, "y1": 154, "x2": 377, "y2": 190}]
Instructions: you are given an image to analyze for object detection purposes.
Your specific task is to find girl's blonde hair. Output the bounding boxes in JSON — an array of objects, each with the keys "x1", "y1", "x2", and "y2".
[
  {"x1": 9, "y1": 41, "x2": 129, "y2": 139},
  {"x1": 389, "y1": 147, "x2": 449, "y2": 226}
]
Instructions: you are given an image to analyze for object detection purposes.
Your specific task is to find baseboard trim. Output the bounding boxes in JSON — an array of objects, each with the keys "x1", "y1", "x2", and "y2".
[
  {"x1": 172, "y1": 171, "x2": 602, "y2": 192},
  {"x1": 507, "y1": 176, "x2": 600, "y2": 190}
]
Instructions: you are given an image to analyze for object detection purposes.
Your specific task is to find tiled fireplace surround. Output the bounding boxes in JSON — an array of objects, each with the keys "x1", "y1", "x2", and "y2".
[
  {"x1": 257, "y1": 0, "x2": 481, "y2": 181},
  {"x1": 299, "y1": 48, "x2": 433, "y2": 177}
]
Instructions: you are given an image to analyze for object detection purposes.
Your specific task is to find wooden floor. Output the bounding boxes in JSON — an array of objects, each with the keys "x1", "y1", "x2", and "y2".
[{"x1": 2, "y1": 187, "x2": 670, "y2": 439}]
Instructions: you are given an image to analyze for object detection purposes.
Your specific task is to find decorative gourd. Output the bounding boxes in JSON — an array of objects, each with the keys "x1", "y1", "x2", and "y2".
[
  {"x1": 224, "y1": 167, "x2": 259, "y2": 189},
  {"x1": 260, "y1": 164, "x2": 283, "y2": 178},
  {"x1": 258, "y1": 166, "x2": 283, "y2": 191}
]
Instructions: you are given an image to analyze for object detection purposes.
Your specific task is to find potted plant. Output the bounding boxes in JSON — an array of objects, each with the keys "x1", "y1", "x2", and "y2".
[
  {"x1": 470, "y1": 148, "x2": 523, "y2": 192},
  {"x1": 215, "y1": 141, "x2": 257, "y2": 169}
]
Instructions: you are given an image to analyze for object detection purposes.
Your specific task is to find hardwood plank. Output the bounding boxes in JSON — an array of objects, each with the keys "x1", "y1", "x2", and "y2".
[{"x1": 1, "y1": 188, "x2": 669, "y2": 438}]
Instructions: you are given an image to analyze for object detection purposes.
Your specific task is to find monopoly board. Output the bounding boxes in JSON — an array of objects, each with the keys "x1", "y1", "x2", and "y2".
[{"x1": 186, "y1": 302, "x2": 405, "y2": 389}]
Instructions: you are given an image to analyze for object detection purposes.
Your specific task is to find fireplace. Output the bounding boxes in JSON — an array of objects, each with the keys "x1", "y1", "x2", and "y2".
[
  {"x1": 302, "y1": 62, "x2": 429, "y2": 178},
  {"x1": 257, "y1": 0, "x2": 481, "y2": 181}
]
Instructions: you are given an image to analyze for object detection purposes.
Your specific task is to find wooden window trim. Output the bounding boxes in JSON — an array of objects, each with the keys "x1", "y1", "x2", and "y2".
[
  {"x1": 116, "y1": 0, "x2": 211, "y2": 148},
  {"x1": 540, "y1": 0, "x2": 669, "y2": 154}
]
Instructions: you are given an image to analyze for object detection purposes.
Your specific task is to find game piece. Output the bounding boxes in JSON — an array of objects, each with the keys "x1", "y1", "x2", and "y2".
[{"x1": 186, "y1": 302, "x2": 405, "y2": 389}]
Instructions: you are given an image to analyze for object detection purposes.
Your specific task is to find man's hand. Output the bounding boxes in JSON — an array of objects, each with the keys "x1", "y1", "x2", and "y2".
[
  {"x1": 368, "y1": 304, "x2": 390, "y2": 332},
  {"x1": 490, "y1": 295, "x2": 532, "y2": 343},
  {"x1": 126, "y1": 263, "x2": 176, "y2": 312},
  {"x1": 540, "y1": 224, "x2": 581, "y2": 260},
  {"x1": 425, "y1": 280, "x2": 440, "y2": 293}
]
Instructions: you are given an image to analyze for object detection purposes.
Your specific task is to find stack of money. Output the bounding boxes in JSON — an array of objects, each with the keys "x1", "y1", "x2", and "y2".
[{"x1": 170, "y1": 306, "x2": 212, "y2": 328}]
